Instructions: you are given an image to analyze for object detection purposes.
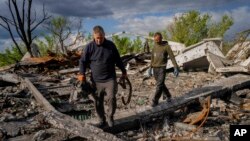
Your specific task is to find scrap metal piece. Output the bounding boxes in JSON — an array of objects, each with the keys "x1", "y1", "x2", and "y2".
[
  {"x1": 183, "y1": 96, "x2": 211, "y2": 125},
  {"x1": 118, "y1": 77, "x2": 132, "y2": 105}
]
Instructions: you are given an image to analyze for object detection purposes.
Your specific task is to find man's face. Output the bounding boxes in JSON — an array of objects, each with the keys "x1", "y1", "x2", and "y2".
[
  {"x1": 93, "y1": 32, "x2": 105, "y2": 45},
  {"x1": 154, "y1": 35, "x2": 162, "y2": 44}
]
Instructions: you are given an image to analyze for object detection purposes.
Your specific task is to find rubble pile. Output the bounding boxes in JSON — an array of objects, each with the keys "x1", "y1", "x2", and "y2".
[{"x1": 0, "y1": 38, "x2": 250, "y2": 141}]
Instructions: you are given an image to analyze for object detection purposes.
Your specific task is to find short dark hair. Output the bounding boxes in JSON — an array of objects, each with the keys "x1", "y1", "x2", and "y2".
[
  {"x1": 93, "y1": 25, "x2": 105, "y2": 35},
  {"x1": 154, "y1": 32, "x2": 162, "y2": 38}
]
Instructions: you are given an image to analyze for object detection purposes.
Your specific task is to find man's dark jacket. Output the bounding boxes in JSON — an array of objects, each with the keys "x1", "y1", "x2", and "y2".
[{"x1": 79, "y1": 39, "x2": 126, "y2": 82}]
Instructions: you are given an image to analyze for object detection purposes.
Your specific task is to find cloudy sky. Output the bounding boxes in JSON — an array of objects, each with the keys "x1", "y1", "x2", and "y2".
[{"x1": 0, "y1": 0, "x2": 250, "y2": 51}]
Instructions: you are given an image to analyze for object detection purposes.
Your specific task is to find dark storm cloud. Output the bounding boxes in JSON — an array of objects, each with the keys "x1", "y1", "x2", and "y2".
[
  {"x1": 32, "y1": 0, "x2": 249, "y2": 19},
  {"x1": 35, "y1": 0, "x2": 113, "y2": 17},
  {"x1": 0, "y1": 0, "x2": 249, "y2": 43},
  {"x1": 0, "y1": 28, "x2": 12, "y2": 39}
]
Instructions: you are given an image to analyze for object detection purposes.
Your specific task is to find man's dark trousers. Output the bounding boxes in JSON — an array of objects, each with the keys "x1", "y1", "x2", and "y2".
[
  {"x1": 93, "y1": 80, "x2": 117, "y2": 123},
  {"x1": 152, "y1": 67, "x2": 171, "y2": 104}
]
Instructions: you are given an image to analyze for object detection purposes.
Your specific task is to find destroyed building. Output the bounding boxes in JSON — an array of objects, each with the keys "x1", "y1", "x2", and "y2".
[{"x1": 0, "y1": 35, "x2": 250, "y2": 141}]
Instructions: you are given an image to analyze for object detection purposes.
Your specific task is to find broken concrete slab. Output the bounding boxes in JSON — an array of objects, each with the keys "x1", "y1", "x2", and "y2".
[
  {"x1": 207, "y1": 52, "x2": 234, "y2": 73},
  {"x1": 215, "y1": 66, "x2": 250, "y2": 74},
  {"x1": 226, "y1": 41, "x2": 250, "y2": 62},
  {"x1": 240, "y1": 57, "x2": 250, "y2": 67},
  {"x1": 167, "y1": 38, "x2": 224, "y2": 70}
]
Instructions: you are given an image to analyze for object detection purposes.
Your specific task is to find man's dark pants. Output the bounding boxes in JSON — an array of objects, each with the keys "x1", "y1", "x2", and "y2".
[
  {"x1": 152, "y1": 67, "x2": 171, "y2": 104},
  {"x1": 92, "y1": 80, "x2": 117, "y2": 123}
]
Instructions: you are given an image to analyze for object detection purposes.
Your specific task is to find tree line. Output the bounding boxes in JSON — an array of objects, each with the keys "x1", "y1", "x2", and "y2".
[{"x1": 0, "y1": 1, "x2": 234, "y2": 67}]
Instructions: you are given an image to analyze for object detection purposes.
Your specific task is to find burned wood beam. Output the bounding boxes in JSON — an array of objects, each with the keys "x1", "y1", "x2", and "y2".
[
  {"x1": 23, "y1": 78, "x2": 56, "y2": 112},
  {"x1": 23, "y1": 77, "x2": 123, "y2": 141},
  {"x1": 37, "y1": 84, "x2": 72, "y2": 90},
  {"x1": 0, "y1": 64, "x2": 15, "y2": 72},
  {"x1": 58, "y1": 68, "x2": 79, "y2": 74},
  {"x1": 40, "y1": 111, "x2": 123, "y2": 141},
  {"x1": 0, "y1": 73, "x2": 20, "y2": 84},
  {"x1": 86, "y1": 74, "x2": 250, "y2": 133},
  {"x1": 0, "y1": 73, "x2": 20, "y2": 87}
]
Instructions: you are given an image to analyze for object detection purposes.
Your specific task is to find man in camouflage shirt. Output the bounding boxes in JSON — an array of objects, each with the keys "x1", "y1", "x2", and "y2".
[{"x1": 150, "y1": 32, "x2": 179, "y2": 107}]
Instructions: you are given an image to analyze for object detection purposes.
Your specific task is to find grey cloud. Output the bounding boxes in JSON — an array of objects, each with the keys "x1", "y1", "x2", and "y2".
[
  {"x1": 0, "y1": 28, "x2": 11, "y2": 39},
  {"x1": 35, "y1": 0, "x2": 113, "y2": 17},
  {"x1": 208, "y1": 6, "x2": 250, "y2": 39},
  {"x1": 1, "y1": 0, "x2": 249, "y2": 43},
  {"x1": 104, "y1": 0, "x2": 240, "y2": 19},
  {"x1": 117, "y1": 6, "x2": 250, "y2": 40},
  {"x1": 33, "y1": 0, "x2": 242, "y2": 18}
]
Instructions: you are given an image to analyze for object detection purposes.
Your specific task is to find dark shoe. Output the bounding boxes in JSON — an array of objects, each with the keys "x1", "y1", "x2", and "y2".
[
  {"x1": 167, "y1": 97, "x2": 172, "y2": 102},
  {"x1": 151, "y1": 101, "x2": 158, "y2": 107},
  {"x1": 163, "y1": 95, "x2": 167, "y2": 100},
  {"x1": 96, "y1": 121, "x2": 107, "y2": 128},
  {"x1": 107, "y1": 117, "x2": 114, "y2": 127}
]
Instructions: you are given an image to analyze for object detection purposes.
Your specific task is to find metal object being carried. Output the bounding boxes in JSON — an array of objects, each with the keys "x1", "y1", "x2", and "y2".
[
  {"x1": 118, "y1": 77, "x2": 132, "y2": 105},
  {"x1": 69, "y1": 78, "x2": 95, "y2": 103},
  {"x1": 70, "y1": 77, "x2": 132, "y2": 105}
]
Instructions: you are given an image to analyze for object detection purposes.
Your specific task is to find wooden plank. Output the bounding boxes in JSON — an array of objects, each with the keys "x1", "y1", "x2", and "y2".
[
  {"x1": 23, "y1": 77, "x2": 122, "y2": 141},
  {"x1": 0, "y1": 73, "x2": 20, "y2": 84},
  {"x1": 41, "y1": 111, "x2": 123, "y2": 141},
  {"x1": 0, "y1": 64, "x2": 15, "y2": 72},
  {"x1": 23, "y1": 78, "x2": 57, "y2": 112},
  {"x1": 85, "y1": 74, "x2": 250, "y2": 133},
  {"x1": 59, "y1": 68, "x2": 79, "y2": 74}
]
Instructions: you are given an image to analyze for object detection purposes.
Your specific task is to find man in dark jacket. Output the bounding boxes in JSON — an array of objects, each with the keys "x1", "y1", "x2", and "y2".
[
  {"x1": 78, "y1": 25, "x2": 127, "y2": 127},
  {"x1": 150, "y1": 32, "x2": 179, "y2": 107}
]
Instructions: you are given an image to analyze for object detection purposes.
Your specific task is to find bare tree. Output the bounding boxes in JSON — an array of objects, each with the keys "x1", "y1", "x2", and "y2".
[
  {"x1": 46, "y1": 16, "x2": 83, "y2": 55},
  {"x1": 0, "y1": 0, "x2": 50, "y2": 57}
]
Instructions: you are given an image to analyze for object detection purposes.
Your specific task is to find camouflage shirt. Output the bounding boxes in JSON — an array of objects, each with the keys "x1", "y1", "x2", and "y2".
[{"x1": 151, "y1": 41, "x2": 178, "y2": 68}]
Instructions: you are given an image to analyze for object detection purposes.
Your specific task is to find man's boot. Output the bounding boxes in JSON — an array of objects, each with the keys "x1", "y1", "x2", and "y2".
[
  {"x1": 96, "y1": 120, "x2": 107, "y2": 128},
  {"x1": 151, "y1": 100, "x2": 158, "y2": 107},
  {"x1": 107, "y1": 116, "x2": 114, "y2": 127},
  {"x1": 95, "y1": 116, "x2": 107, "y2": 128}
]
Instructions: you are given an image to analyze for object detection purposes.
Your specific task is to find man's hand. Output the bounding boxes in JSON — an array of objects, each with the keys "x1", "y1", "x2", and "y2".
[
  {"x1": 77, "y1": 74, "x2": 86, "y2": 82},
  {"x1": 121, "y1": 72, "x2": 127, "y2": 79},
  {"x1": 147, "y1": 67, "x2": 153, "y2": 77},
  {"x1": 173, "y1": 67, "x2": 179, "y2": 77}
]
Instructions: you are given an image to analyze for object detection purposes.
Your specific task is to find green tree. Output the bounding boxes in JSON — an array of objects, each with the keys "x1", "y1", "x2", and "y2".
[
  {"x1": 112, "y1": 35, "x2": 131, "y2": 55},
  {"x1": 167, "y1": 10, "x2": 233, "y2": 47},
  {"x1": 208, "y1": 15, "x2": 234, "y2": 38},
  {"x1": 0, "y1": 45, "x2": 25, "y2": 67},
  {"x1": 131, "y1": 37, "x2": 143, "y2": 53},
  {"x1": 35, "y1": 34, "x2": 56, "y2": 56},
  {"x1": 112, "y1": 36, "x2": 144, "y2": 55},
  {"x1": 168, "y1": 10, "x2": 210, "y2": 46}
]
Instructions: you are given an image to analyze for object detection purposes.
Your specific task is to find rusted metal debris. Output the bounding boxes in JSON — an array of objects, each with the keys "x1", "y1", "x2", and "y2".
[
  {"x1": 118, "y1": 77, "x2": 133, "y2": 105},
  {"x1": 183, "y1": 96, "x2": 211, "y2": 125}
]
